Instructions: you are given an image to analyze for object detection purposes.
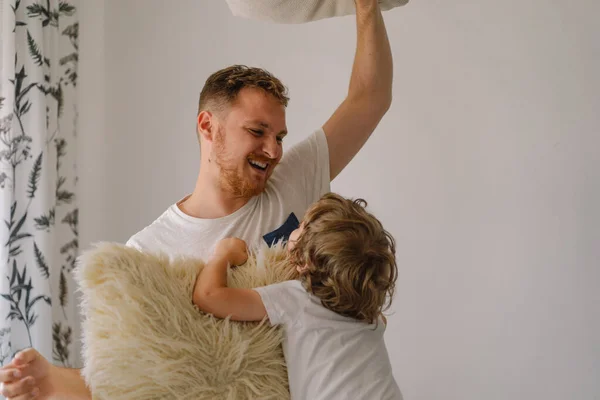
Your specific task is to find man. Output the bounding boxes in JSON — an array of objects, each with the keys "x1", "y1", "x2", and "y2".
[{"x1": 0, "y1": 0, "x2": 393, "y2": 398}]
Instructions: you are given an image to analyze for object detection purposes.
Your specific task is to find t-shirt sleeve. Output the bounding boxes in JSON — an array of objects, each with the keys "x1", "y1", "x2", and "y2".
[
  {"x1": 274, "y1": 128, "x2": 331, "y2": 208},
  {"x1": 125, "y1": 228, "x2": 153, "y2": 252},
  {"x1": 125, "y1": 236, "x2": 141, "y2": 250},
  {"x1": 253, "y1": 281, "x2": 303, "y2": 326}
]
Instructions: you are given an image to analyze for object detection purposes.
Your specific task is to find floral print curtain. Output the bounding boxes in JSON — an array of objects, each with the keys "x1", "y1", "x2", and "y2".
[{"x1": 0, "y1": 0, "x2": 80, "y2": 368}]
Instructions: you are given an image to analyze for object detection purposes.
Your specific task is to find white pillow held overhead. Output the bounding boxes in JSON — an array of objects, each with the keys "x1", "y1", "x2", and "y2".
[{"x1": 225, "y1": 0, "x2": 409, "y2": 24}]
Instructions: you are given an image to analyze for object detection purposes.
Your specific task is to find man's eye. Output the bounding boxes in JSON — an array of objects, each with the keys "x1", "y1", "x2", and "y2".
[
  {"x1": 249, "y1": 129, "x2": 263, "y2": 135},
  {"x1": 276, "y1": 136, "x2": 284, "y2": 143}
]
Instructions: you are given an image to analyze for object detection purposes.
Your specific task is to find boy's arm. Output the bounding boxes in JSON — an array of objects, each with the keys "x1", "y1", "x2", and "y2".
[{"x1": 193, "y1": 254, "x2": 267, "y2": 322}]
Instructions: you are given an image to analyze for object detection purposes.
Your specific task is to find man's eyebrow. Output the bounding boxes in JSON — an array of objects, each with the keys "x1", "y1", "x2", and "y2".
[{"x1": 247, "y1": 120, "x2": 287, "y2": 136}]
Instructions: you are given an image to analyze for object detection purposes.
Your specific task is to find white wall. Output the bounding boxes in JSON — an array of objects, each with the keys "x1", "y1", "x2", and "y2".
[
  {"x1": 79, "y1": 0, "x2": 600, "y2": 398},
  {"x1": 76, "y1": 0, "x2": 106, "y2": 369}
]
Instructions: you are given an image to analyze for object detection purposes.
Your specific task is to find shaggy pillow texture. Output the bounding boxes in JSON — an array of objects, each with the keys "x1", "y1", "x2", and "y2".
[{"x1": 75, "y1": 243, "x2": 297, "y2": 400}]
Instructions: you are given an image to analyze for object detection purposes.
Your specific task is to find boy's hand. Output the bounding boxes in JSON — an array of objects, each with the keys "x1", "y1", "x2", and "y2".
[{"x1": 213, "y1": 238, "x2": 248, "y2": 266}]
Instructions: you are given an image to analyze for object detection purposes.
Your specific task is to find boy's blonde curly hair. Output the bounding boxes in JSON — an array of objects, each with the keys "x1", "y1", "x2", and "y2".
[{"x1": 289, "y1": 193, "x2": 398, "y2": 324}]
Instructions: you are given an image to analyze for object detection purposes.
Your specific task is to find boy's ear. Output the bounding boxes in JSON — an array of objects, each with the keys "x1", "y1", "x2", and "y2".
[{"x1": 296, "y1": 264, "x2": 309, "y2": 274}]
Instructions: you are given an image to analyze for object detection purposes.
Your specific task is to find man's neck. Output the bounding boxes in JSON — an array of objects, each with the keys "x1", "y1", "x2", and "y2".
[{"x1": 178, "y1": 176, "x2": 251, "y2": 219}]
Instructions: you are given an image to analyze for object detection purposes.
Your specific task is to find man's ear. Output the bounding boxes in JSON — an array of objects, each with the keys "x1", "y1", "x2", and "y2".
[{"x1": 197, "y1": 110, "x2": 215, "y2": 142}]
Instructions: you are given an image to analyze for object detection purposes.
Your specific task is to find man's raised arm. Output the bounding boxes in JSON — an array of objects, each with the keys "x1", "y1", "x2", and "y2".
[{"x1": 323, "y1": 0, "x2": 394, "y2": 180}]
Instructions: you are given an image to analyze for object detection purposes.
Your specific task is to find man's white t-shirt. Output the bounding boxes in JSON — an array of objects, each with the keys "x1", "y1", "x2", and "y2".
[
  {"x1": 126, "y1": 129, "x2": 330, "y2": 259},
  {"x1": 254, "y1": 280, "x2": 403, "y2": 400}
]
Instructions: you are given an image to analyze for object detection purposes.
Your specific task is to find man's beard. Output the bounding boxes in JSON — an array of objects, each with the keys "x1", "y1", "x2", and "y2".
[{"x1": 213, "y1": 130, "x2": 265, "y2": 199}]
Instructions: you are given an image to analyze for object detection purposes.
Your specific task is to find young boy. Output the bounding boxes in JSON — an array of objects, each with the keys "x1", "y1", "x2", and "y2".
[{"x1": 193, "y1": 193, "x2": 403, "y2": 399}]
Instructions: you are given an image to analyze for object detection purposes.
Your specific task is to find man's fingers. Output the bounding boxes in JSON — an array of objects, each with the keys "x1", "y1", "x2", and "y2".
[
  {"x1": 0, "y1": 349, "x2": 42, "y2": 399},
  {"x1": 8, "y1": 386, "x2": 40, "y2": 400},
  {"x1": 13, "y1": 348, "x2": 38, "y2": 366},
  {"x1": 0, "y1": 376, "x2": 37, "y2": 399},
  {"x1": 0, "y1": 368, "x2": 21, "y2": 383}
]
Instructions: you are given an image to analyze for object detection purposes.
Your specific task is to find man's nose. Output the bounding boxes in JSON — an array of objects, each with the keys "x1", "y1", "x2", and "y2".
[{"x1": 263, "y1": 136, "x2": 281, "y2": 160}]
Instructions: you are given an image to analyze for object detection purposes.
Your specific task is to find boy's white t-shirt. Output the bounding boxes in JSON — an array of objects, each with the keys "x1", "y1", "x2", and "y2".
[
  {"x1": 254, "y1": 280, "x2": 403, "y2": 400},
  {"x1": 126, "y1": 129, "x2": 330, "y2": 259}
]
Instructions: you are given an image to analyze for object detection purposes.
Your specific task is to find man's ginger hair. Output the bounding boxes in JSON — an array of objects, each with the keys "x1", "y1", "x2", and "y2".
[
  {"x1": 289, "y1": 193, "x2": 398, "y2": 324},
  {"x1": 198, "y1": 65, "x2": 289, "y2": 115}
]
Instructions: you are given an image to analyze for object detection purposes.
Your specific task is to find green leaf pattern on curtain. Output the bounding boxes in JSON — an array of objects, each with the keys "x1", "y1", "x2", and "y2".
[{"x1": 0, "y1": 0, "x2": 80, "y2": 368}]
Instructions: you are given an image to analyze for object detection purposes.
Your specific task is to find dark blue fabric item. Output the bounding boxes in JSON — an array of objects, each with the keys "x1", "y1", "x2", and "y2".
[{"x1": 263, "y1": 212, "x2": 300, "y2": 246}]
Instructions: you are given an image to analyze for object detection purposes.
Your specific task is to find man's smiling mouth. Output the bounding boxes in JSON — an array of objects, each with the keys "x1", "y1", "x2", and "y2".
[{"x1": 248, "y1": 158, "x2": 269, "y2": 171}]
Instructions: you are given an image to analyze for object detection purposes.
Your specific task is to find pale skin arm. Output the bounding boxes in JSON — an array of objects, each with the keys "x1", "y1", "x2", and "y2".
[
  {"x1": 192, "y1": 238, "x2": 267, "y2": 322},
  {"x1": 323, "y1": 0, "x2": 394, "y2": 180}
]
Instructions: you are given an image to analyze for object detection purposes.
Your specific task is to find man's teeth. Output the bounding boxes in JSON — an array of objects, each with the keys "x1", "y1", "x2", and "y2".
[{"x1": 249, "y1": 159, "x2": 268, "y2": 169}]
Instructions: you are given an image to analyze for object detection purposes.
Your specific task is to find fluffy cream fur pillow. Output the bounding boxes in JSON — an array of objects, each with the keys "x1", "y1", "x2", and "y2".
[{"x1": 75, "y1": 243, "x2": 297, "y2": 400}]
